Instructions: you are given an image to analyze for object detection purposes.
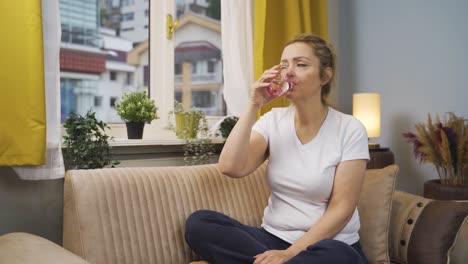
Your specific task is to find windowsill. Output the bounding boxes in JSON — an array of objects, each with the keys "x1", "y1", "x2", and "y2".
[
  {"x1": 62, "y1": 135, "x2": 225, "y2": 167},
  {"x1": 109, "y1": 137, "x2": 226, "y2": 147},
  {"x1": 62, "y1": 116, "x2": 225, "y2": 145},
  {"x1": 62, "y1": 116, "x2": 227, "y2": 160}
]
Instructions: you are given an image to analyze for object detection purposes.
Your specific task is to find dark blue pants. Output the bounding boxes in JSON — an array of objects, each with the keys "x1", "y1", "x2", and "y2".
[{"x1": 185, "y1": 210, "x2": 368, "y2": 264}]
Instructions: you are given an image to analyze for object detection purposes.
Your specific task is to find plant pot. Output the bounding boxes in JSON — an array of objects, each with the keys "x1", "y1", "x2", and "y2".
[
  {"x1": 423, "y1": 180, "x2": 468, "y2": 200},
  {"x1": 175, "y1": 112, "x2": 201, "y2": 139},
  {"x1": 126, "y1": 121, "x2": 145, "y2": 139}
]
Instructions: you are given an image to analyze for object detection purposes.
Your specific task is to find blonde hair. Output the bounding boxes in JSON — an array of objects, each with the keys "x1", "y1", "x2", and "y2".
[{"x1": 284, "y1": 34, "x2": 336, "y2": 105}]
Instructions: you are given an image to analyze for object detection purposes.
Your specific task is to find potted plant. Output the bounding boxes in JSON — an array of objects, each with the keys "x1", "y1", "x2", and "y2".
[
  {"x1": 63, "y1": 111, "x2": 119, "y2": 170},
  {"x1": 172, "y1": 100, "x2": 205, "y2": 139},
  {"x1": 183, "y1": 138, "x2": 216, "y2": 166},
  {"x1": 169, "y1": 100, "x2": 215, "y2": 165},
  {"x1": 115, "y1": 91, "x2": 158, "y2": 139},
  {"x1": 403, "y1": 112, "x2": 468, "y2": 200},
  {"x1": 219, "y1": 116, "x2": 239, "y2": 139}
]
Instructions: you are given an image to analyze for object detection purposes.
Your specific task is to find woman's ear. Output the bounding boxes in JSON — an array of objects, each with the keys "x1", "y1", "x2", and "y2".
[{"x1": 321, "y1": 67, "x2": 333, "y2": 86}]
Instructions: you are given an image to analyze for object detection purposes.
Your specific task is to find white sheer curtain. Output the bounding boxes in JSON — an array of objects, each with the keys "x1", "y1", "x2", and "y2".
[
  {"x1": 220, "y1": 0, "x2": 254, "y2": 116},
  {"x1": 13, "y1": 0, "x2": 65, "y2": 180}
]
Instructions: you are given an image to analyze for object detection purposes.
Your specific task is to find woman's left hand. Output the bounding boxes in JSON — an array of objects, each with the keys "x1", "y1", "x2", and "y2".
[{"x1": 253, "y1": 250, "x2": 295, "y2": 264}]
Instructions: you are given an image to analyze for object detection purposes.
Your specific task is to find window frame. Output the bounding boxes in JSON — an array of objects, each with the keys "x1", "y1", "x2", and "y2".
[{"x1": 148, "y1": 0, "x2": 175, "y2": 128}]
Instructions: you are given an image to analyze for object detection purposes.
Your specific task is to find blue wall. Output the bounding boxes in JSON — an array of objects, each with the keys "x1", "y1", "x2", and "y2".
[{"x1": 330, "y1": 0, "x2": 468, "y2": 194}]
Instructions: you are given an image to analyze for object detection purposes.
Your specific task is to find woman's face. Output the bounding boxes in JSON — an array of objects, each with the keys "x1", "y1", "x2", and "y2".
[{"x1": 280, "y1": 42, "x2": 328, "y2": 102}]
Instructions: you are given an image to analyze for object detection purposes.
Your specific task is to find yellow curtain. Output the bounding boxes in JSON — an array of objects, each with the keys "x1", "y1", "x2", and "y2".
[
  {"x1": 0, "y1": 1, "x2": 46, "y2": 165},
  {"x1": 254, "y1": 0, "x2": 328, "y2": 117}
]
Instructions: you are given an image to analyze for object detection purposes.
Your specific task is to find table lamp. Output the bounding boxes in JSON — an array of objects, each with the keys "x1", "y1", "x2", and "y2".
[{"x1": 353, "y1": 93, "x2": 381, "y2": 149}]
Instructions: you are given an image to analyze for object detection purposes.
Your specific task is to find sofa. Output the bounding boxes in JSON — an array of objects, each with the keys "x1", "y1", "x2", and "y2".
[{"x1": 1, "y1": 163, "x2": 467, "y2": 264}]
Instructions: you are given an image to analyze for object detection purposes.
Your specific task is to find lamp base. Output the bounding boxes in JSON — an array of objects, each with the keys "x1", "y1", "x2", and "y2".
[{"x1": 368, "y1": 142, "x2": 380, "y2": 149}]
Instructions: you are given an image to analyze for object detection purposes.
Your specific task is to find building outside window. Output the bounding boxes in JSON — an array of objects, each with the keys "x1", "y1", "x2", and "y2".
[{"x1": 60, "y1": 0, "x2": 138, "y2": 124}]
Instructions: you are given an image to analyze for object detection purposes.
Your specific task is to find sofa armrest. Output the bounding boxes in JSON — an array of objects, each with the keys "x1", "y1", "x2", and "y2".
[
  {"x1": 389, "y1": 191, "x2": 468, "y2": 264},
  {"x1": 0, "y1": 232, "x2": 89, "y2": 264}
]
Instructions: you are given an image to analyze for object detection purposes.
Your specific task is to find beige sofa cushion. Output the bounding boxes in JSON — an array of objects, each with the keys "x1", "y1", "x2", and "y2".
[
  {"x1": 358, "y1": 165, "x2": 399, "y2": 264},
  {"x1": 0, "y1": 232, "x2": 89, "y2": 264}
]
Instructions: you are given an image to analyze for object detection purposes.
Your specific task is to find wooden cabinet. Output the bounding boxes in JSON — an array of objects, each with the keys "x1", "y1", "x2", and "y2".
[{"x1": 367, "y1": 147, "x2": 395, "y2": 169}]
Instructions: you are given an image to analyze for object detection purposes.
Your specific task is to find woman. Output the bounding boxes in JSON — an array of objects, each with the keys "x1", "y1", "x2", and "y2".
[{"x1": 185, "y1": 33, "x2": 370, "y2": 264}]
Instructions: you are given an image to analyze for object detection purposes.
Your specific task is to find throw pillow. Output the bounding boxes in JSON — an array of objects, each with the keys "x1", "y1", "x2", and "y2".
[
  {"x1": 450, "y1": 216, "x2": 468, "y2": 264},
  {"x1": 358, "y1": 165, "x2": 399, "y2": 264},
  {"x1": 408, "y1": 200, "x2": 468, "y2": 264}
]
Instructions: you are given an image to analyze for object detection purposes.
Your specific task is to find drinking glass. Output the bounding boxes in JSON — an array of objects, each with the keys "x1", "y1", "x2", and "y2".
[{"x1": 266, "y1": 69, "x2": 290, "y2": 97}]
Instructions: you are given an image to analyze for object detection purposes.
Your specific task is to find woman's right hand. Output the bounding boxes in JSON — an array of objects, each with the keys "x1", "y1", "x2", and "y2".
[{"x1": 249, "y1": 65, "x2": 281, "y2": 107}]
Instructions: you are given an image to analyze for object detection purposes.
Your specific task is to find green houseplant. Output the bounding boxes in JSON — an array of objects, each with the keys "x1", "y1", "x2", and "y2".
[
  {"x1": 170, "y1": 100, "x2": 215, "y2": 165},
  {"x1": 403, "y1": 112, "x2": 468, "y2": 199},
  {"x1": 219, "y1": 116, "x2": 239, "y2": 139},
  {"x1": 115, "y1": 91, "x2": 158, "y2": 139},
  {"x1": 183, "y1": 138, "x2": 215, "y2": 166},
  {"x1": 63, "y1": 111, "x2": 119, "y2": 170}
]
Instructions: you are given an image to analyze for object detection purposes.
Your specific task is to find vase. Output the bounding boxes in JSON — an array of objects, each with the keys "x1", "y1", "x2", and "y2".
[
  {"x1": 126, "y1": 122, "x2": 145, "y2": 139},
  {"x1": 175, "y1": 112, "x2": 201, "y2": 139},
  {"x1": 423, "y1": 180, "x2": 468, "y2": 200}
]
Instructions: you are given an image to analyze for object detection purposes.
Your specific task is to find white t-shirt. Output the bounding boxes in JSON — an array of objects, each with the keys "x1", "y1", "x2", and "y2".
[{"x1": 252, "y1": 106, "x2": 370, "y2": 245}]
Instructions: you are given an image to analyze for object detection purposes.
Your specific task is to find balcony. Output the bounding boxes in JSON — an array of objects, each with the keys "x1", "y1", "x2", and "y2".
[{"x1": 175, "y1": 73, "x2": 220, "y2": 84}]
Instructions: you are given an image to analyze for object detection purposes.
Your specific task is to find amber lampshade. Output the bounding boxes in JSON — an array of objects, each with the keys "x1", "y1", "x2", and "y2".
[{"x1": 353, "y1": 93, "x2": 381, "y2": 148}]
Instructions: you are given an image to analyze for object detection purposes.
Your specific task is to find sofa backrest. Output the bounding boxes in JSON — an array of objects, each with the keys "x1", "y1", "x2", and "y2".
[
  {"x1": 63, "y1": 163, "x2": 400, "y2": 264},
  {"x1": 63, "y1": 163, "x2": 269, "y2": 264}
]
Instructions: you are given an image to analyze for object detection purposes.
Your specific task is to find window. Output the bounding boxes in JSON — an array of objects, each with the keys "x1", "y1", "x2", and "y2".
[
  {"x1": 175, "y1": 63, "x2": 182, "y2": 75},
  {"x1": 105, "y1": 0, "x2": 120, "y2": 8},
  {"x1": 126, "y1": 72, "x2": 133, "y2": 85},
  {"x1": 191, "y1": 61, "x2": 197, "y2": 74},
  {"x1": 193, "y1": 91, "x2": 212, "y2": 108},
  {"x1": 111, "y1": 14, "x2": 121, "y2": 23},
  {"x1": 110, "y1": 97, "x2": 117, "y2": 107},
  {"x1": 71, "y1": 26, "x2": 85, "y2": 45},
  {"x1": 94, "y1": 96, "x2": 103, "y2": 107},
  {"x1": 109, "y1": 71, "x2": 117, "y2": 81},
  {"x1": 59, "y1": 0, "x2": 148, "y2": 127},
  {"x1": 207, "y1": 60, "x2": 215, "y2": 73},
  {"x1": 122, "y1": 12, "x2": 134, "y2": 21},
  {"x1": 59, "y1": 0, "x2": 224, "y2": 140},
  {"x1": 60, "y1": 77, "x2": 99, "y2": 123},
  {"x1": 175, "y1": 91, "x2": 182, "y2": 103},
  {"x1": 122, "y1": 0, "x2": 135, "y2": 7}
]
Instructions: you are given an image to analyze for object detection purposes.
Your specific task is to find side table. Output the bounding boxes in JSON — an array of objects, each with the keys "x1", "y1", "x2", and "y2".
[{"x1": 367, "y1": 147, "x2": 395, "y2": 169}]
